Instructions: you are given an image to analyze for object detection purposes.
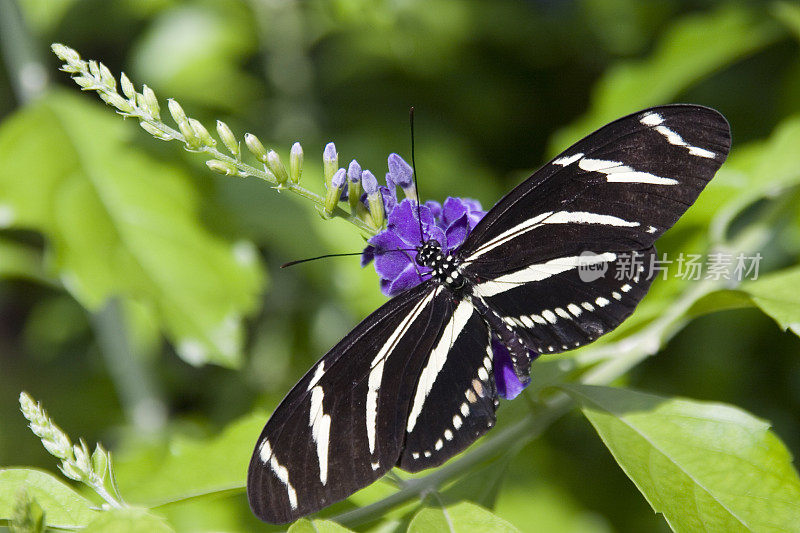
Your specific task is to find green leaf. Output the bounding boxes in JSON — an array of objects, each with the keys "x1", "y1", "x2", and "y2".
[
  {"x1": 0, "y1": 238, "x2": 52, "y2": 285},
  {"x1": 407, "y1": 502, "x2": 520, "y2": 533},
  {"x1": 114, "y1": 413, "x2": 264, "y2": 504},
  {"x1": 130, "y1": 3, "x2": 259, "y2": 111},
  {"x1": 287, "y1": 518, "x2": 355, "y2": 533},
  {"x1": 0, "y1": 91, "x2": 264, "y2": 366},
  {"x1": 0, "y1": 469, "x2": 97, "y2": 529},
  {"x1": 549, "y1": 6, "x2": 781, "y2": 155},
  {"x1": 774, "y1": 1, "x2": 800, "y2": 41},
  {"x1": 82, "y1": 508, "x2": 173, "y2": 533},
  {"x1": 565, "y1": 384, "x2": 800, "y2": 532},
  {"x1": 740, "y1": 266, "x2": 800, "y2": 336}
]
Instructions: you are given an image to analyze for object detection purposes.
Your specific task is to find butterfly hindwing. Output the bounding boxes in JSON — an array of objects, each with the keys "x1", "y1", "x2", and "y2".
[
  {"x1": 248, "y1": 282, "x2": 451, "y2": 523},
  {"x1": 399, "y1": 296, "x2": 498, "y2": 472},
  {"x1": 472, "y1": 247, "x2": 656, "y2": 354}
]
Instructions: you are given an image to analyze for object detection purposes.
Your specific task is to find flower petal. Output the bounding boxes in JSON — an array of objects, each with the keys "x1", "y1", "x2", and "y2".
[
  {"x1": 442, "y1": 197, "x2": 469, "y2": 227},
  {"x1": 425, "y1": 200, "x2": 442, "y2": 220},
  {"x1": 491, "y1": 338, "x2": 528, "y2": 399},
  {"x1": 445, "y1": 213, "x2": 470, "y2": 250},
  {"x1": 388, "y1": 199, "x2": 434, "y2": 245},
  {"x1": 384, "y1": 263, "x2": 426, "y2": 296}
]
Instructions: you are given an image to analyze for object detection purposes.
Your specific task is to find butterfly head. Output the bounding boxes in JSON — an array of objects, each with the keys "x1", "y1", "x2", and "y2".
[{"x1": 415, "y1": 239, "x2": 442, "y2": 268}]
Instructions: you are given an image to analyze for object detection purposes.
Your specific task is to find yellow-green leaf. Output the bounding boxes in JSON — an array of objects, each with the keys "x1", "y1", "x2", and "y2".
[{"x1": 566, "y1": 384, "x2": 800, "y2": 532}]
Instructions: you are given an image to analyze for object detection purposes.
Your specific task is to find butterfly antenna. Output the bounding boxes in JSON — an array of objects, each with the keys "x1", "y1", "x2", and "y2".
[
  {"x1": 410, "y1": 107, "x2": 424, "y2": 245},
  {"x1": 281, "y1": 249, "x2": 417, "y2": 268}
]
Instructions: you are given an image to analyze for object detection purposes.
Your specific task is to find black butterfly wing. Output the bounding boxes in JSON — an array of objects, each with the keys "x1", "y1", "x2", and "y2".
[
  {"x1": 461, "y1": 105, "x2": 731, "y2": 271},
  {"x1": 399, "y1": 297, "x2": 498, "y2": 472},
  {"x1": 247, "y1": 284, "x2": 500, "y2": 523},
  {"x1": 248, "y1": 282, "x2": 447, "y2": 523},
  {"x1": 459, "y1": 105, "x2": 730, "y2": 355}
]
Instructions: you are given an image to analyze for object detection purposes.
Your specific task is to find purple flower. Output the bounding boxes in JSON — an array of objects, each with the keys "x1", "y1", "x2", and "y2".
[
  {"x1": 362, "y1": 197, "x2": 486, "y2": 296},
  {"x1": 491, "y1": 338, "x2": 527, "y2": 399}
]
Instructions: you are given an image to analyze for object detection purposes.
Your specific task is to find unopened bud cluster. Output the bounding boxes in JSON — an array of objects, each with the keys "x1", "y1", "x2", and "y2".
[
  {"x1": 51, "y1": 43, "x2": 417, "y2": 236},
  {"x1": 19, "y1": 392, "x2": 125, "y2": 509},
  {"x1": 320, "y1": 143, "x2": 418, "y2": 230}
]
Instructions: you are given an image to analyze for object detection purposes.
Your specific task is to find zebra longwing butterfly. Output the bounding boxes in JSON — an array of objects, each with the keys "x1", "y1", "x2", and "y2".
[{"x1": 248, "y1": 105, "x2": 731, "y2": 523}]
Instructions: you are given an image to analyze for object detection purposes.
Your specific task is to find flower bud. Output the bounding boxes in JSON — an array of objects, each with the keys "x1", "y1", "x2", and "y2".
[
  {"x1": 362, "y1": 170, "x2": 385, "y2": 228},
  {"x1": 88, "y1": 60, "x2": 100, "y2": 79},
  {"x1": 98, "y1": 63, "x2": 116, "y2": 89},
  {"x1": 140, "y1": 121, "x2": 172, "y2": 141},
  {"x1": 267, "y1": 150, "x2": 289, "y2": 185},
  {"x1": 347, "y1": 160, "x2": 362, "y2": 213},
  {"x1": 245, "y1": 133, "x2": 268, "y2": 163},
  {"x1": 167, "y1": 98, "x2": 187, "y2": 125},
  {"x1": 141, "y1": 85, "x2": 160, "y2": 119},
  {"x1": 206, "y1": 159, "x2": 239, "y2": 176},
  {"x1": 179, "y1": 120, "x2": 202, "y2": 149},
  {"x1": 188, "y1": 118, "x2": 216, "y2": 147},
  {"x1": 120, "y1": 72, "x2": 135, "y2": 99},
  {"x1": 216, "y1": 121, "x2": 239, "y2": 157},
  {"x1": 388, "y1": 153, "x2": 416, "y2": 201},
  {"x1": 289, "y1": 142, "x2": 303, "y2": 183},
  {"x1": 323, "y1": 142, "x2": 338, "y2": 187},
  {"x1": 324, "y1": 168, "x2": 347, "y2": 216},
  {"x1": 99, "y1": 91, "x2": 133, "y2": 113}
]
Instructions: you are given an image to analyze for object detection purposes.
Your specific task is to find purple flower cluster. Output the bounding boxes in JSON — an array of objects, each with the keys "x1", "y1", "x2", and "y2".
[{"x1": 359, "y1": 153, "x2": 527, "y2": 399}]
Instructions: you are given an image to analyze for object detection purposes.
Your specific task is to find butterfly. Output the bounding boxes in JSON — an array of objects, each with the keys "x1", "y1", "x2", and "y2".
[{"x1": 247, "y1": 104, "x2": 731, "y2": 523}]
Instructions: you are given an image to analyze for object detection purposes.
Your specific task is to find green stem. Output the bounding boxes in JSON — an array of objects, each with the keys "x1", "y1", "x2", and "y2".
[
  {"x1": 91, "y1": 299, "x2": 167, "y2": 434},
  {"x1": 131, "y1": 111, "x2": 376, "y2": 236},
  {"x1": 0, "y1": 0, "x2": 48, "y2": 103}
]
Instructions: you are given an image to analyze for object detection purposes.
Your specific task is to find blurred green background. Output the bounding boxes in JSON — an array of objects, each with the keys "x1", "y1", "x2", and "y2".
[{"x1": 1, "y1": 0, "x2": 800, "y2": 531}]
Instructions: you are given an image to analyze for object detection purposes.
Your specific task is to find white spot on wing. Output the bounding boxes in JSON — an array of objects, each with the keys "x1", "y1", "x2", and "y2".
[
  {"x1": 553, "y1": 152, "x2": 584, "y2": 166},
  {"x1": 307, "y1": 362, "x2": 325, "y2": 391},
  {"x1": 640, "y1": 112, "x2": 664, "y2": 126},
  {"x1": 596, "y1": 297, "x2": 610, "y2": 307},
  {"x1": 542, "y1": 310, "x2": 557, "y2": 324},
  {"x1": 567, "y1": 303, "x2": 582, "y2": 316},
  {"x1": 453, "y1": 415, "x2": 463, "y2": 429}
]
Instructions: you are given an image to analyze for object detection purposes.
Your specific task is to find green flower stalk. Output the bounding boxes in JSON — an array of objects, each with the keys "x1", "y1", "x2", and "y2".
[
  {"x1": 19, "y1": 392, "x2": 126, "y2": 509},
  {"x1": 50, "y1": 43, "x2": 374, "y2": 235}
]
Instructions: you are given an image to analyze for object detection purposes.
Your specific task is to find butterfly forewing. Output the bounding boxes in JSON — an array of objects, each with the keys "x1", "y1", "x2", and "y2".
[{"x1": 460, "y1": 105, "x2": 731, "y2": 272}]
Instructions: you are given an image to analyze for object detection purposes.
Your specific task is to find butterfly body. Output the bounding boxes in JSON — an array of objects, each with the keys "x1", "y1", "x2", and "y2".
[{"x1": 248, "y1": 105, "x2": 731, "y2": 523}]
